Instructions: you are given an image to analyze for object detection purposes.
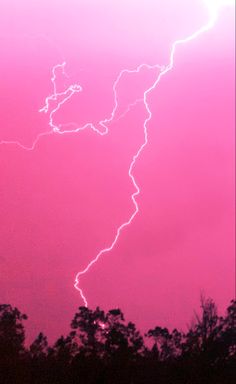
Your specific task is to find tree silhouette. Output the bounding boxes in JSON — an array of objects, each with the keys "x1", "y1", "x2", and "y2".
[
  {"x1": 30, "y1": 332, "x2": 48, "y2": 359},
  {"x1": 104, "y1": 308, "x2": 144, "y2": 359},
  {"x1": 183, "y1": 297, "x2": 220, "y2": 357},
  {"x1": 222, "y1": 299, "x2": 236, "y2": 358},
  {"x1": 0, "y1": 304, "x2": 27, "y2": 358},
  {"x1": 0, "y1": 304, "x2": 28, "y2": 384},
  {"x1": 0, "y1": 298, "x2": 235, "y2": 384},
  {"x1": 71, "y1": 306, "x2": 106, "y2": 358},
  {"x1": 147, "y1": 326, "x2": 183, "y2": 361}
]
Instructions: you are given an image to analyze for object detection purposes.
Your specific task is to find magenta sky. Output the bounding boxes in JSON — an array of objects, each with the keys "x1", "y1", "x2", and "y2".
[{"x1": 0, "y1": 0, "x2": 235, "y2": 342}]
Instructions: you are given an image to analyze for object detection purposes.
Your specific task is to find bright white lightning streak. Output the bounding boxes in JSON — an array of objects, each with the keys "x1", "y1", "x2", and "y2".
[
  {"x1": 74, "y1": 0, "x2": 234, "y2": 306},
  {"x1": 0, "y1": 62, "x2": 82, "y2": 150},
  {"x1": 0, "y1": 0, "x2": 234, "y2": 306},
  {"x1": 39, "y1": 62, "x2": 82, "y2": 131}
]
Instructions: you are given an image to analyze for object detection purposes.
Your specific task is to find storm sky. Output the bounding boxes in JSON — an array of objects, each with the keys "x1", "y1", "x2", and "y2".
[{"x1": 0, "y1": 0, "x2": 235, "y2": 341}]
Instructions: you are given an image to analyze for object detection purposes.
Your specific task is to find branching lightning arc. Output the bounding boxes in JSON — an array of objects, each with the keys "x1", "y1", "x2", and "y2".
[
  {"x1": 74, "y1": 0, "x2": 234, "y2": 307},
  {"x1": 1, "y1": 0, "x2": 234, "y2": 307}
]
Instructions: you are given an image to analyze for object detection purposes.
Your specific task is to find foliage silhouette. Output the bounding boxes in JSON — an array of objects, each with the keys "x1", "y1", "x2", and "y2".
[{"x1": 0, "y1": 299, "x2": 235, "y2": 383}]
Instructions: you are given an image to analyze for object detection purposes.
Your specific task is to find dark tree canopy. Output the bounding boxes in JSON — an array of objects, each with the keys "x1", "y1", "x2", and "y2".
[{"x1": 0, "y1": 298, "x2": 235, "y2": 384}]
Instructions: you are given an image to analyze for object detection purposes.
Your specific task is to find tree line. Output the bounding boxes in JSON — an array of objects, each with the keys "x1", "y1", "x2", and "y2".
[{"x1": 0, "y1": 297, "x2": 235, "y2": 384}]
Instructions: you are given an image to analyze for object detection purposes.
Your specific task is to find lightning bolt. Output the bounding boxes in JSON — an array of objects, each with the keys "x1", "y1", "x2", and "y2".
[
  {"x1": 74, "y1": 0, "x2": 235, "y2": 306},
  {"x1": 0, "y1": 62, "x2": 82, "y2": 150},
  {"x1": 1, "y1": 0, "x2": 234, "y2": 307}
]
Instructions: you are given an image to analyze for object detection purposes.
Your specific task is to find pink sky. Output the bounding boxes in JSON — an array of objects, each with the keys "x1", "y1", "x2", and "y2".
[{"x1": 0, "y1": 0, "x2": 235, "y2": 342}]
